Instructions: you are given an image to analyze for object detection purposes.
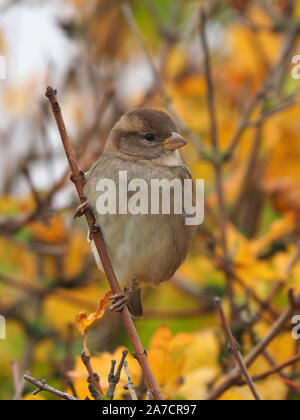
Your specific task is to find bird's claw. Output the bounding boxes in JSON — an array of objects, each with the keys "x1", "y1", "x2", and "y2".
[
  {"x1": 109, "y1": 292, "x2": 130, "y2": 313},
  {"x1": 74, "y1": 200, "x2": 89, "y2": 218}
]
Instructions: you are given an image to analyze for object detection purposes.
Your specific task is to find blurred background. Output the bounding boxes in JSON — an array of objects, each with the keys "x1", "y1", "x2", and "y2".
[{"x1": 1, "y1": 0, "x2": 300, "y2": 400}]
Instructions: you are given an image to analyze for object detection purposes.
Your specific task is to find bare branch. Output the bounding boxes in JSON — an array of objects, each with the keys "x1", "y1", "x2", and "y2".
[
  {"x1": 236, "y1": 353, "x2": 300, "y2": 386},
  {"x1": 45, "y1": 86, "x2": 163, "y2": 400},
  {"x1": 199, "y1": 8, "x2": 234, "y2": 311},
  {"x1": 11, "y1": 360, "x2": 26, "y2": 401},
  {"x1": 88, "y1": 383, "x2": 102, "y2": 401},
  {"x1": 106, "y1": 349, "x2": 128, "y2": 400},
  {"x1": 81, "y1": 351, "x2": 104, "y2": 396},
  {"x1": 24, "y1": 375, "x2": 80, "y2": 401},
  {"x1": 124, "y1": 361, "x2": 138, "y2": 400},
  {"x1": 208, "y1": 291, "x2": 300, "y2": 400},
  {"x1": 215, "y1": 298, "x2": 262, "y2": 400},
  {"x1": 225, "y1": 22, "x2": 298, "y2": 160}
]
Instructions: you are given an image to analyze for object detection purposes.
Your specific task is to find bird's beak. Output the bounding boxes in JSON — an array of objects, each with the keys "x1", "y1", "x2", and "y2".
[{"x1": 162, "y1": 132, "x2": 188, "y2": 151}]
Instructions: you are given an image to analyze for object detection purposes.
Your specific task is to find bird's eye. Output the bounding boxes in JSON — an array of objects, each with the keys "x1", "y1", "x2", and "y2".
[{"x1": 144, "y1": 133, "x2": 155, "y2": 142}]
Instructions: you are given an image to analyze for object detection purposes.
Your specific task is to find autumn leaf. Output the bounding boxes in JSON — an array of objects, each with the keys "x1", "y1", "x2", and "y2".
[
  {"x1": 28, "y1": 216, "x2": 67, "y2": 245},
  {"x1": 63, "y1": 230, "x2": 91, "y2": 278},
  {"x1": 67, "y1": 326, "x2": 221, "y2": 400},
  {"x1": 148, "y1": 326, "x2": 220, "y2": 399},
  {"x1": 67, "y1": 347, "x2": 140, "y2": 400},
  {"x1": 75, "y1": 290, "x2": 113, "y2": 334}
]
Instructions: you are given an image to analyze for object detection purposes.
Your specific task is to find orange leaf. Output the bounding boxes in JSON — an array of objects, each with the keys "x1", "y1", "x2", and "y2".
[
  {"x1": 75, "y1": 291, "x2": 112, "y2": 334},
  {"x1": 28, "y1": 216, "x2": 67, "y2": 244}
]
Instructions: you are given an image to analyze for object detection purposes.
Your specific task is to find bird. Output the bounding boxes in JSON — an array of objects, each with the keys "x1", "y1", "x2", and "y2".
[{"x1": 80, "y1": 108, "x2": 195, "y2": 317}]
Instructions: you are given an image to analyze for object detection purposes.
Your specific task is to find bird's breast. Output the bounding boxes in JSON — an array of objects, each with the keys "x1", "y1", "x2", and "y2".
[{"x1": 84, "y1": 155, "x2": 194, "y2": 287}]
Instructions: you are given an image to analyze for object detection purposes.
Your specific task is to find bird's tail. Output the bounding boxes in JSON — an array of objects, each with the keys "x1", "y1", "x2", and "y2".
[{"x1": 127, "y1": 288, "x2": 143, "y2": 318}]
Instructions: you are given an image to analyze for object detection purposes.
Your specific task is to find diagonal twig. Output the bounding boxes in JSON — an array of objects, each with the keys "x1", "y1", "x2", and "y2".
[
  {"x1": 236, "y1": 353, "x2": 300, "y2": 386},
  {"x1": 124, "y1": 361, "x2": 138, "y2": 400},
  {"x1": 208, "y1": 290, "x2": 300, "y2": 400},
  {"x1": 24, "y1": 375, "x2": 80, "y2": 401},
  {"x1": 224, "y1": 21, "x2": 298, "y2": 160},
  {"x1": 215, "y1": 298, "x2": 262, "y2": 400},
  {"x1": 45, "y1": 86, "x2": 163, "y2": 401},
  {"x1": 88, "y1": 383, "x2": 102, "y2": 401}
]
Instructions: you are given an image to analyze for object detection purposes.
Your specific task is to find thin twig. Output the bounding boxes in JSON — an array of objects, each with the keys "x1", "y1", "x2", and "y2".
[
  {"x1": 208, "y1": 291, "x2": 300, "y2": 400},
  {"x1": 124, "y1": 361, "x2": 138, "y2": 400},
  {"x1": 199, "y1": 9, "x2": 234, "y2": 311},
  {"x1": 225, "y1": 21, "x2": 298, "y2": 160},
  {"x1": 24, "y1": 375, "x2": 80, "y2": 400},
  {"x1": 11, "y1": 360, "x2": 26, "y2": 400},
  {"x1": 81, "y1": 351, "x2": 104, "y2": 395},
  {"x1": 236, "y1": 353, "x2": 300, "y2": 386},
  {"x1": 215, "y1": 298, "x2": 262, "y2": 400},
  {"x1": 88, "y1": 383, "x2": 102, "y2": 401},
  {"x1": 106, "y1": 349, "x2": 128, "y2": 400},
  {"x1": 248, "y1": 98, "x2": 300, "y2": 127},
  {"x1": 45, "y1": 86, "x2": 163, "y2": 400}
]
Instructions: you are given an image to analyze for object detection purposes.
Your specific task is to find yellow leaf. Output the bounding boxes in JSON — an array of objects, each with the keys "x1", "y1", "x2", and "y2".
[
  {"x1": 75, "y1": 291, "x2": 112, "y2": 334},
  {"x1": 178, "y1": 367, "x2": 220, "y2": 400},
  {"x1": 64, "y1": 231, "x2": 90, "y2": 278},
  {"x1": 251, "y1": 214, "x2": 295, "y2": 255},
  {"x1": 68, "y1": 347, "x2": 140, "y2": 400},
  {"x1": 148, "y1": 326, "x2": 220, "y2": 399}
]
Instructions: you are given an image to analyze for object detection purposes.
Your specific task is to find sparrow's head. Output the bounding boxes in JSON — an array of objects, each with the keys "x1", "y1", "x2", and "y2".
[{"x1": 105, "y1": 108, "x2": 187, "y2": 159}]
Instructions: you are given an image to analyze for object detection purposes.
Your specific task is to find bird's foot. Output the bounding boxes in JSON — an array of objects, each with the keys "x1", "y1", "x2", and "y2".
[
  {"x1": 109, "y1": 291, "x2": 132, "y2": 313},
  {"x1": 74, "y1": 200, "x2": 89, "y2": 218}
]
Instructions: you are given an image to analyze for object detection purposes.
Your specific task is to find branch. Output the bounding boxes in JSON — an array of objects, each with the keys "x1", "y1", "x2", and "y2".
[
  {"x1": 106, "y1": 349, "x2": 128, "y2": 400},
  {"x1": 225, "y1": 21, "x2": 298, "y2": 160},
  {"x1": 248, "y1": 97, "x2": 300, "y2": 127},
  {"x1": 199, "y1": 8, "x2": 234, "y2": 310},
  {"x1": 208, "y1": 290, "x2": 300, "y2": 400},
  {"x1": 236, "y1": 353, "x2": 300, "y2": 386},
  {"x1": 88, "y1": 383, "x2": 102, "y2": 401},
  {"x1": 215, "y1": 298, "x2": 262, "y2": 400},
  {"x1": 124, "y1": 361, "x2": 138, "y2": 400},
  {"x1": 81, "y1": 351, "x2": 104, "y2": 396},
  {"x1": 11, "y1": 360, "x2": 26, "y2": 401},
  {"x1": 24, "y1": 375, "x2": 80, "y2": 401},
  {"x1": 45, "y1": 86, "x2": 163, "y2": 400}
]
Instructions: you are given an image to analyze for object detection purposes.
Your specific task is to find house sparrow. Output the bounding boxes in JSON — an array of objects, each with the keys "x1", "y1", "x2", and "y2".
[{"x1": 82, "y1": 108, "x2": 194, "y2": 317}]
